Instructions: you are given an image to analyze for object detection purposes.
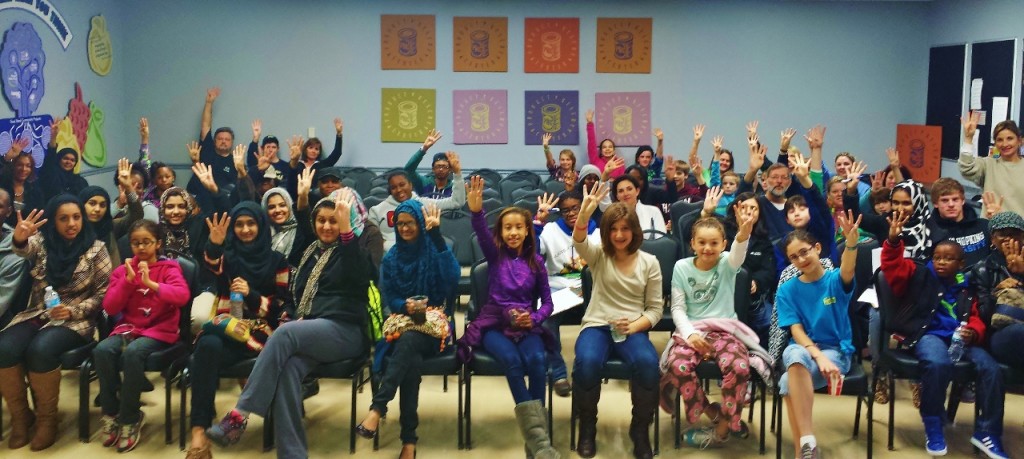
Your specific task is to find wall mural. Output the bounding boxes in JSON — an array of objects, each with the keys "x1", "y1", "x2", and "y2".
[
  {"x1": 452, "y1": 17, "x2": 507, "y2": 72},
  {"x1": 524, "y1": 18, "x2": 579, "y2": 73},
  {"x1": 524, "y1": 90, "x2": 579, "y2": 146},
  {"x1": 381, "y1": 15, "x2": 436, "y2": 70},
  {"x1": 88, "y1": 15, "x2": 113, "y2": 76},
  {"x1": 0, "y1": 22, "x2": 51, "y2": 169},
  {"x1": 596, "y1": 18, "x2": 652, "y2": 73},
  {"x1": 381, "y1": 88, "x2": 436, "y2": 142},
  {"x1": 452, "y1": 90, "x2": 508, "y2": 144},
  {"x1": 594, "y1": 92, "x2": 651, "y2": 147}
]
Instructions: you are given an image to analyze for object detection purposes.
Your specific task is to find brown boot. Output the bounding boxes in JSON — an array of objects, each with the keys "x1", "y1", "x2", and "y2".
[
  {"x1": 574, "y1": 385, "x2": 600, "y2": 458},
  {"x1": 0, "y1": 365, "x2": 35, "y2": 449},
  {"x1": 27, "y1": 369, "x2": 61, "y2": 451},
  {"x1": 629, "y1": 385, "x2": 658, "y2": 459}
]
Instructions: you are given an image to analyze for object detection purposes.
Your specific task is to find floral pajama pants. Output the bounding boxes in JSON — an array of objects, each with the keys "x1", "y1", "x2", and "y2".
[{"x1": 662, "y1": 331, "x2": 750, "y2": 431}]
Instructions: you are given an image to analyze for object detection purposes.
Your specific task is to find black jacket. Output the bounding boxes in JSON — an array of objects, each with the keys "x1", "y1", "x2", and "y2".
[{"x1": 926, "y1": 205, "x2": 989, "y2": 267}]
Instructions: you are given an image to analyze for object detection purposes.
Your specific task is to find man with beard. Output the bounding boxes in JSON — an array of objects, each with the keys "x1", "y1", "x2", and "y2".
[{"x1": 187, "y1": 87, "x2": 238, "y2": 208}]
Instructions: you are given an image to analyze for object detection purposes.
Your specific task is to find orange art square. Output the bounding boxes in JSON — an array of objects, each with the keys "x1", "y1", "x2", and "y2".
[
  {"x1": 381, "y1": 15, "x2": 436, "y2": 70},
  {"x1": 596, "y1": 18, "x2": 652, "y2": 74},
  {"x1": 896, "y1": 124, "x2": 942, "y2": 184},
  {"x1": 524, "y1": 18, "x2": 579, "y2": 73},
  {"x1": 453, "y1": 17, "x2": 507, "y2": 72}
]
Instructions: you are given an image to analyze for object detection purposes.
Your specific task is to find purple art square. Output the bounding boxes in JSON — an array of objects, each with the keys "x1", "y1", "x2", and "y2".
[
  {"x1": 453, "y1": 90, "x2": 508, "y2": 144},
  {"x1": 594, "y1": 92, "x2": 651, "y2": 147},
  {"x1": 524, "y1": 90, "x2": 579, "y2": 145}
]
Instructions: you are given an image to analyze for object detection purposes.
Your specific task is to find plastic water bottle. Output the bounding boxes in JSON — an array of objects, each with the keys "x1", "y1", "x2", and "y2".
[
  {"x1": 948, "y1": 321, "x2": 967, "y2": 362},
  {"x1": 229, "y1": 292, "x2": 244, "y2": 317},
  {"x1": 43, "y1": 286, "x2": 64, "y2": 326}
]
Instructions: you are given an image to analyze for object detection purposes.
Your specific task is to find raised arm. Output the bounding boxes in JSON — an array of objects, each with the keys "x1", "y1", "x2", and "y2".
[
  {"x1": 836, "y1": 210, "x2": 862, "y2": 287},
  {"x1": 574, "y1": 182, "x2": 607, "y2": 243},
  {"x1": 404, "y1": 129, "x2": 442, "y2": 192},
  {"x1": 885, "y1": 148, "x2": 904, "y2": 183},
  {"x1": 542, "y1": 132, "x2": 556, "y2": 173},
  {"x1": 419, "y1": 151, "x2": 465, "y2": 210},
  {"x1": 803, "y1": 125, "x2": 825, "y2": 172},
  {"x1": 318, "y1": 118, "x2": 344, "y2": 167},
  {"x1": 200, "y1": 87, "x2": 219, "y2": 140},
  {"x1": 467, "y1": 175, "x2": 498, "y2": 262},
  {"x1": 957, "y1": 111, "x2": 985, "y2": 185},
  {"x1": 586, "y1": 109, "x2": 600, "y2": 164},
  {"x1": 743, "y1": 135, "x2": 766, "y2": 185}
]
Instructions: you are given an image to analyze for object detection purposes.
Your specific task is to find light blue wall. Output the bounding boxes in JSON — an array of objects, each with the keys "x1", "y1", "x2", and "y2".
[
  {"x1": 115, "y1": 0, "x2": 931, "y2": 177},
  {"x1": 0, "y1": 0, "x2": 128, "y2": 176}
]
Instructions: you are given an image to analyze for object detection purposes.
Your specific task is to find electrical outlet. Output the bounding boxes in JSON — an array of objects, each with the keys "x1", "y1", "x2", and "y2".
[{"x1": 307, "y1": 127, "x2": 315, "y2": 138}]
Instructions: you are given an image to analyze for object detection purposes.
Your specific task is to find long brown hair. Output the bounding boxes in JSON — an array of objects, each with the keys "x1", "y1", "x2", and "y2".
[{"x1": 493, "y1": 207, "x2": 541, "y2": 272}]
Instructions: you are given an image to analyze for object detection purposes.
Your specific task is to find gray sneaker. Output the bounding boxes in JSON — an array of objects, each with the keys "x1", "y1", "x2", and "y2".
[{"x1": 800, "y1": 442, "x2": 821, "y2": 459}]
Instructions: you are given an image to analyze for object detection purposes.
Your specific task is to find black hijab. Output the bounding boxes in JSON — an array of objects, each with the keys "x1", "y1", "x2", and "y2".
[
  {"x1": 224, "y1": 201, "x2": 281, "y2": 283},
  {"x1": 77, "y1": 186, "x2": 112, "y2": 242},
  {"x1": 42, "y1": 194, "x2": 96, "y2": 286}
]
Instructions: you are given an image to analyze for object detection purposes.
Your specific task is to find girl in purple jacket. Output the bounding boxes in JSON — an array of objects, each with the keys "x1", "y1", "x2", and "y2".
[
  {"x1": 95, "y1": 219, "x2": 191, "y2": 452},
  {"x1": 457, "y1": 176, "x2": 559, "y2": 459}
]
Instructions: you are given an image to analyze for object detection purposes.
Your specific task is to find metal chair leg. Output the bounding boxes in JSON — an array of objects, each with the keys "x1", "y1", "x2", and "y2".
[
  {"x1": 457, "y1": 367, "x2": 464, "y2": 450},
  {"x1": 78, "y1": 359, "x2": 93, "y2": 442}
]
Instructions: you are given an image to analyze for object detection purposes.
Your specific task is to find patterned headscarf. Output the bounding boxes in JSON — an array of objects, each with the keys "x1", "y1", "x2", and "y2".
[
  {"x1": 158, "y1": 187, "x2": 196, "y2": 256},
  {"x1": 380, "y1": 200, "x2": 460, "y2": 307},
  {"x1": 891, "y1": 180, "x2": 932, "y2": 260},
  {"x1": 293, "y1": 190, "x2": 366, "y2": 318},
  {"x1": 260, "y1": 187, "x2": 297, "y2": 256}
]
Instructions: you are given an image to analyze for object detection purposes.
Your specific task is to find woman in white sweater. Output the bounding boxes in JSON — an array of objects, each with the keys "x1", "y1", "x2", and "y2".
[
  {"x1": 958, "y1": 112, "x2": 1024, "y2": 215},
  {"x1": 608, "y1": 175, "x2": 666, "y2": 238}
]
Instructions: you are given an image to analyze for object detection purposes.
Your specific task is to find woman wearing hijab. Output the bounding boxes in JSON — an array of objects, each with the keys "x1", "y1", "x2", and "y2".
[
  {"x1": 847, "y1": 179, "x2": 932, "y2": 260},
  {"x1": 205, "y1": 189, "x2": 374, "y2": 459},
  {"x1": 292, "y1": 168, "x2": 383, "y2": 272},
  {"x1": 0, "y1": 194, "x2": 112, "y2": 450},
  {"x1": 184, "y1": 201, "x2": 292, "y2": 459},
  {"x1": 261, "y1": 187, "x2": 298, "y2": 257},
  {"x1": 40, "y1": 119, "x2": 88, "y2": 202},
  {"x1": 80, "y1": 159, "x2": 145, "y2": 263},
  {"x1": 355, "y1": 200, "x2": 460, "y2": 459}
]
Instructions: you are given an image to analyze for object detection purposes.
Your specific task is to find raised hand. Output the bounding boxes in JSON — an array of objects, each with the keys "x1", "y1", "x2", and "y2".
[
  {"x1": 423, "y1": 203, "x2": 441, "y2": 231},
  {"x1": 186, "y1": 140, "x2": 201, "y2": 163},
  {"x1": 124, "y1": 259, "x2": 137, "y2": 283},
  {"x1": 296, "y1": 167, "x2": 315, "y2": 201},
  {"x1": 288, "y1": 135, "x2": 304, "y2": 164},
  {"x1": 233, "y1": 144, "x2": 247, "y2": 177},
  {"x1": 252, "y1": 119, "x2": 262, "y2": 142},
  {"x1": 334, "y1": 117, "x2": 343, "y2": 135},
  {"x1": 836, "y1": 209, "x2": 863, "y2": 243},
  {"x1": 691, "y1": 157, "x2": 703, "y2": 178},
  {"x1": 49, "y1": 117, "x2": 62, "y2": 137},
  {"x1": 736, "y1": 205, "x2": 756, "y2": 241},
  {"x1": 603, "y1": 156, "x2": 624, "y2": 179},
  {"x1": 846, "y1": 161, "x2": 867, "y2": 193},
  {"x1": 422, "y1": 129, "x2": 442, "y2": 151},
  {"x1": 542, "y1": 132, "x2": 552, "y2": 147},
  {"x1": 703, "y1": 186, "x2": 724, "y2": 216},
  {"x1": 206, "y1": 87, "x2": 221, "y2": 103},
  {"x1": 1004, "y1": 239, "x2": 1024, "y2": 274},
  {"x1": 139, "y1": 117, "x2": 149, "y2": 143},
  {"x1": 691, "y1": 125, "x2": 703, "y2": 143},
  {"x1": 467, "y1": 175, "x2": 485, "y2": 213},
  {"x1": 663, "y1": 154, "x2": 676, "y2": 180},
  {"x1": 192, "y1": 162, "x2": 218, "y2": 193},
  {"x1": 116, "y1": 158, "x2": 133, "y2": 190},
  {"x1": 535, "y1": 192, "x2": 558, "y2": 222},
  {"x1": 579, "y1": 181, "x2": 608, "y2": 222},
  {"x1": 886, "y1": 209, "x2": 909, "y2": 244},
  {"x1": 870, "y1": 170, "x2": 886, "y2": 191},
  {"x1": 711, "y1": 135, "x2": 724, "y2": 154},
  {"x1": 334, "y1": 188, "x2": 355, "y2": 233},
  {"x1": 445, "y1": 151, "x2": 462, "y2": 174},
  {"x1": 780, "y1": 128, "x2": 797, "y2": 151},
  {"x1": 885, "y1": 147, "x2": 901, "y2": 168},
  {"x1": 255, "y1": 147, "x2": 272, "y2": 172},
  {"x1": 804, "y1": 125, "x2": 826, "y2": 150},
  {"x1": 790, "y1": 153, "x2": 810, "y2": 180},
  {"x1": 585, "y1": 109, "x2": 594, "y2": 124},
  {"x1": 745, "y1": 120, "x2": 759, "y2": 137},
  {"x1": 205, "y1": 212, "x2": 231, "y2": 246},
  {"x1": 748, "y1": 138, "x2": 766, "y2": 172},
  {"x1": 982, "y1": 191, "x2": 1005, "y2": 218},
  {"x1": 654, "y1": 127, "x2": 665, "y2": 142},
  {"x1": 961, "y1": 111, "x2": 980, "y2": 142},
  {"x1": 13, "y1": 209, "x2": 46, "y2": 244}
]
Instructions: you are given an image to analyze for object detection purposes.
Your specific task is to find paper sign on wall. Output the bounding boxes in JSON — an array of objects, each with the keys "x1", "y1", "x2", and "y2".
[
  {"x1": 895, "y1": 124, "x2": 942, "y2": 184},
  {"x1": 991, "y1": 97, "x2": 1009, "y2": 138},
  {"x1": 594, "y1": 92, "x2": 651, "y2": 147},
  {"x1": 970, "y1": 78, "x2": 983, "y2": 110},
  {"x1": 381, "y1": 88, "x2": 436, "y2": 142},
  {"x1": 453, "y1": 90, "x2": 508, "y2": 145}
]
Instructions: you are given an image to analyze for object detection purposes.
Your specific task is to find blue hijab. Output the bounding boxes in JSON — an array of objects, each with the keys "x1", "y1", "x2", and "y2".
[{"x1": 379, "y1": 200, "x2": 460, "y2": 307}]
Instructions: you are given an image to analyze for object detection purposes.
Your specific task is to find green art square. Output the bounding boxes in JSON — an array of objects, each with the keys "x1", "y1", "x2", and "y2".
[{"x1": 381, "y1": 88, "x2": 436, "y2": 142}]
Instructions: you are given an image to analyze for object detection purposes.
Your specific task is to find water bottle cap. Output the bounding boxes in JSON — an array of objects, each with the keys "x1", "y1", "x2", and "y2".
[
  {"x1": 231, "y1": 292, "x2": 243, "y2": 301},
  {"x1": 45, "y1": 286, "x2": 54, "y2": 292}
]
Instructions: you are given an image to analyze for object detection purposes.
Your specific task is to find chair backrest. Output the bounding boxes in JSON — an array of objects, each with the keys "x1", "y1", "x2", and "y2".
[
  {"x1": 341, "y1": 177, "x2": 357, "y2": 190},
  {"x1": 339, "y1": 167, "x2": 377, "y2": 196},
  {"x1": 467, "y1": 261, "x2": 490, "y2": 322},
  {"x1": 368, "y1": 186, "x2": 390, "y2": 199},
  {"x1": 470, "y1": 233, "x2": 485, "y2": 265},
  {"x1": 734, "y1": 267, "x2": 751, "y2": 324},
  {"x1": 482, "y1": 187, "x2": 502, "y2": 203},
  {"x1": 640, "y1": 233, "x2": 680, "y2": 299},
  {"x1": 117, "y1": 233, "x2": 132, "y2": 262},
  {"x1": 500, "y1": 179, "x2": 536, "y2": 204},
  {"x1": 175, "y1": 255, "x2": 200, "y2": 343},
  {"x1": 502, "y1": 170, "x2": 543, "y2": 188},
  {"x1": 873, "y1": 271, "x2": 899, "y2": 357},
  {"x1": 439, "y1": 210, "x2": 476, "y2": 266},
  {"x1": 362, "y1": 195, "x2": 385, "y2": 209},
  {"x1": 485, "y1": 207, "x2": 506, "y2": 227},
  {"x1": 544, "y1": 180, "x2": 567, "y2": 195},
  {"x1": 676, "y1": 209, "x2": 703, "y2": 258},
  {"x1": 512, "y1": 198, "x2": 540, "y2": 218},
  {"x1": 670, "y1": 200, "x2": 704, "y2": 234},
  {"x1": 511, "y1": 187, "x2": 545, "y2": 203},
  {"x1": 481, "y1": 198, "x2": 504, "y2": 214},
  {"x1": 469, "y1": 168, "x2": 502, "y2": 188},
  {"x1": 852, "y1": 239, "x2": 879, "y2": 304}
]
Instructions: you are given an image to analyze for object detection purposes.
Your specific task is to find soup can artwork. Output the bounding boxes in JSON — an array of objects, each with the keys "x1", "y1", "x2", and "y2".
[
  {"x1": 541, "y1": 31, "x2": 561, "y2": 62},
  {"x1": 470, "y1": 30, "x2": 490, "y2": 59},
  {"x1": 470, "y1": 103, "x2": 490, "y2": 132},
  {"x1": 398, "y1": 28, "x2": 417, "y2": 57},
  {"x1": 909, "y1": 139, "x2": 925, "y2": 168},
  {"x1": 541, "y1": 104, "x2": 561, "y2": 133},
  {"x1": 398, "y1": 101, "x2": 418, "y2": 130},
  {"x1": 614, "y1": 31, "x2": 633, "y2": 60},
  {"x1": 612, "y1": 105, "x2": 633, "y2": 135}
]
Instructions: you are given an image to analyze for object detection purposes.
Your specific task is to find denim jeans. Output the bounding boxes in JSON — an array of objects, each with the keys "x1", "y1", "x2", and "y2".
[
  {"x1": 990, "y1": 323, "x2": 1024, "y2": 368},
  {"x1": 94, "y1": 335, "x2": 169, "y2": 424},
  {"x1": 778, "y1": 343, "x2": 851, "y2": 396},
  {"x1": 572, "y1": 326, "x2": 660, "y2": 391},
  {"x1": 914, "y1": 333, "x2": 1004, "y2": 435},
  {"x1": 481, "y1": 330, "x2": 547, "y2": 404}
]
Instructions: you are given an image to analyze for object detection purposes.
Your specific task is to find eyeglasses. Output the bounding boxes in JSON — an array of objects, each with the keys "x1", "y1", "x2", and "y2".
[
  {"x1": 561, "y1": 206, "x2": 581, "y2": 215},
  {"x1": 130, "y1": 240, "x2": 156, "y2": 249},
  {"x1": 395, "y1": 221, "x2": 418, "y2": 229},
  {"x1": 787, "y1": 247, "x2": 815, "y2": 262},
  {"x1": 433, "y1": 164, "x2": 451, "y2": 170}
]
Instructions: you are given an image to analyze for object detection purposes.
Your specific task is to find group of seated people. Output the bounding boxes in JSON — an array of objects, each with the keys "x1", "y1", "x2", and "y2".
[{"x1": 0, "y1": 87, "x2": 1020, "y2": 459}]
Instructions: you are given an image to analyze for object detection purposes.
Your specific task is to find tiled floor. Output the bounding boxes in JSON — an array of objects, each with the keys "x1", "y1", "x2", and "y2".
[{"x1": 4, "y1": 327, "x2": 1023, "y2": 458}]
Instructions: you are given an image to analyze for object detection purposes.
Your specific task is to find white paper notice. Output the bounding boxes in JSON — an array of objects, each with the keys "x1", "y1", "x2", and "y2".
[
  {"x1": 970, "y1": 78, "x2": 984, "y2": 110},
  {"x1": 871, "y1": 247, "x2": 882, "y2": 272},
  {"x1": 992, "y1": 97, "x2": 1009, "y2": 137},
  {"x1": 547, "y1": 283, "x2": 584, "y2": 316}
]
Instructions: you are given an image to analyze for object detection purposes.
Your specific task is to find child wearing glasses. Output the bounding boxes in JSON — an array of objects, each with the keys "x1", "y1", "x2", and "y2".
[{"x1": 95, "y1": 219, "x2": 190, "y2": 451}]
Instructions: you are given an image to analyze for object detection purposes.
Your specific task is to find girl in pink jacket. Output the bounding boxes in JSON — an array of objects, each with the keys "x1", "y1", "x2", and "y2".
[{"x1": 94, "y1": 219, "x2": 190, "y2": 452}]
